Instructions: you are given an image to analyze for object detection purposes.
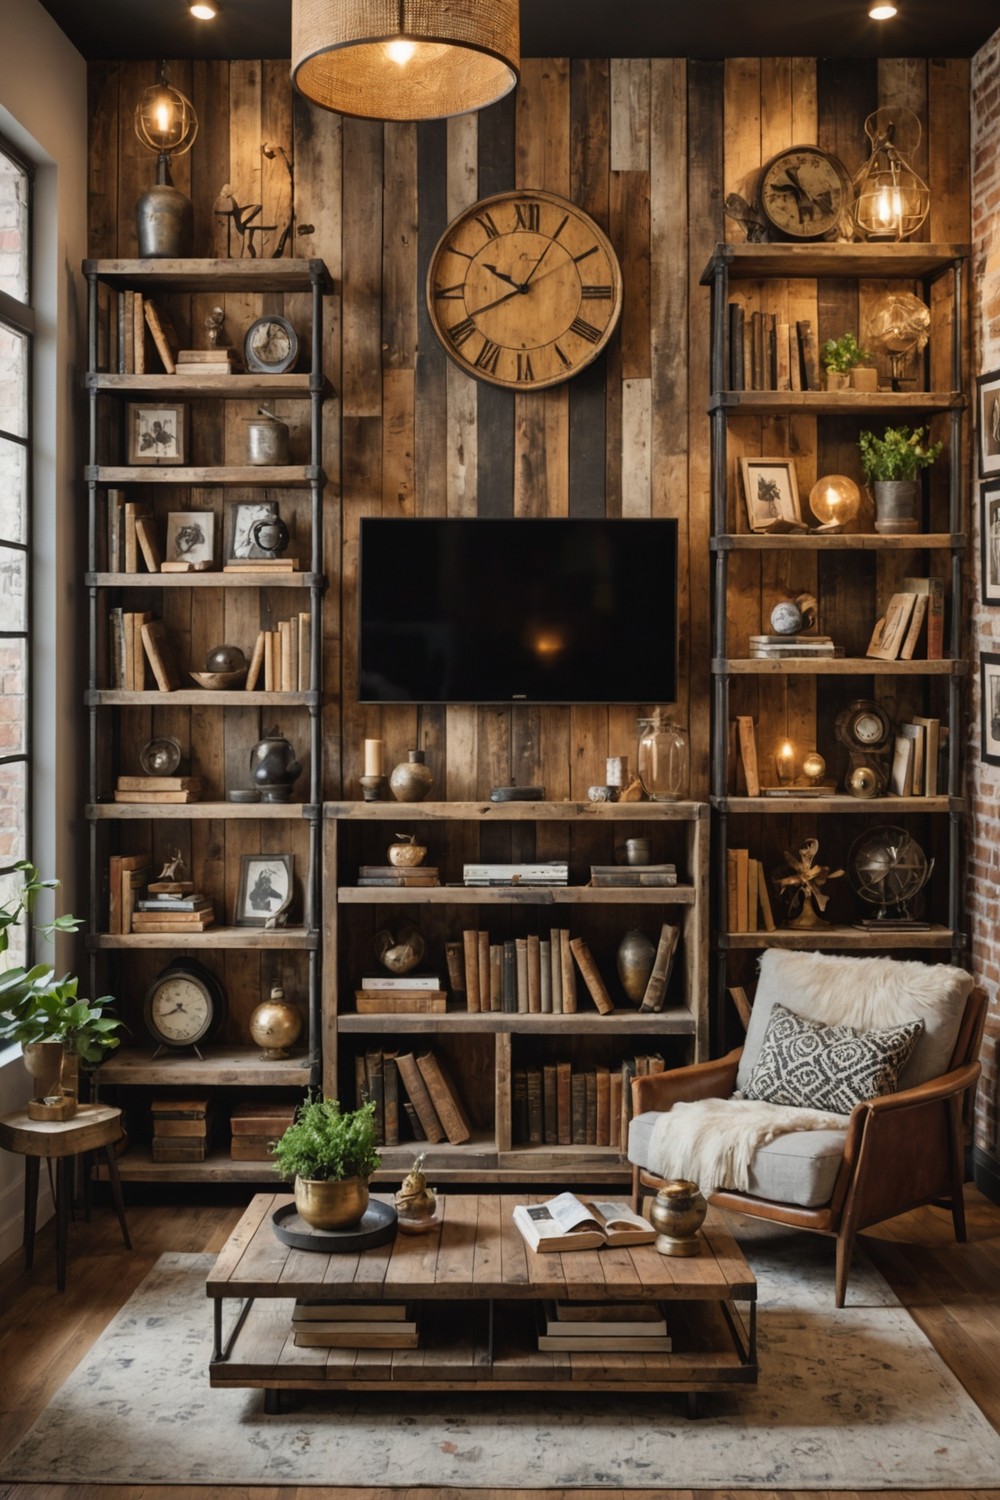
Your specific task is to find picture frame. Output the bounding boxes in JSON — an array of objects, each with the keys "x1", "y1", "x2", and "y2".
[
  {"x1": 126, "y1": 401, "x2": 187, "y2": 465},
  {"x1": 739, "y1": 457, "x2": 803, "y2": 532},
  {"x1": 981, "y1": 653, "x2": 1000, "y2": 767},
  {"x1": 165, "y1": 510, "x2": 215, "y2": 568},
  {"x1": 980, "y1": 481, "x2": 1000, "y2": 606},
  {"x1": 977, "y1": 371, "x2": 1000, "y2": 478},
  {"x1": 228, "y1": 499, "x2": 279, "y2": 560},
  {"x1": 236, "y1": 854, "x2": 294, "y2": 927}
]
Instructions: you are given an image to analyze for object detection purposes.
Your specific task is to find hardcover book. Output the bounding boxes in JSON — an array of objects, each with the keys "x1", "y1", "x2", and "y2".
[{"x1": 512, "y1": 1193, "x2": 655, "y2": 1253}]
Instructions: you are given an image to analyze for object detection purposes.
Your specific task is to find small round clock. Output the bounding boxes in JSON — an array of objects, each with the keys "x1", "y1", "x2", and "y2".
[
  {"x1": 426, "y1": 189, "x2": 623, "y2": 391},
  {"x1": 244, "y1": 315, "x2": 299, "y2": 374},
  {"x1": 144, "y1": 959, "x2": 225, "y2": 1056},
  {"x1": 835, "y1": 698, "x2": 893, "y2": 754},
  {"x1": 757, "y1": 145, "x2": 852, "y2": 242}
]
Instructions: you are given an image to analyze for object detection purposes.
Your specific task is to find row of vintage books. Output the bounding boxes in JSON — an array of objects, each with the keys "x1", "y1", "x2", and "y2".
[
  {"x1": 512, "y1": 1052, "x2": 665, "y2": 1152},
  {"x1": 97, "y1": 287, "x2": 237, "y2": 378},
  {"x1": 354, "y1": 1048, "x2": 471, "y2": 1147},
  {"x1": 725, "y1": 850, "x2": 777, "y2": 935},
  {"x1": 727, "y1": 304, "x2": 822, "y2": 392}
]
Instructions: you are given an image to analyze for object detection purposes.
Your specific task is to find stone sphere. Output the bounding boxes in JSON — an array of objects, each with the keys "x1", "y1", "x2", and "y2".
[
  {"x1": 206, "y1": 643, "x2": 246, "y2": 673},
  {"x1": 770, "y1": 601, "x2": 803, "y2": 635}
]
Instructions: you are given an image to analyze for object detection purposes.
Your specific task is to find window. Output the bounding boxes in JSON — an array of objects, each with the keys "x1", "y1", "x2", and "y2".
[{"x1": 0, "y1": 135, "x2": 32, "y2": 966}]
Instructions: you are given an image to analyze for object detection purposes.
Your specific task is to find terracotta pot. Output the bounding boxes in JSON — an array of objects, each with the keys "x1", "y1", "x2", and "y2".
[{"x1": 294, "y1": 1174, "x2": 369, "y2": 1231}]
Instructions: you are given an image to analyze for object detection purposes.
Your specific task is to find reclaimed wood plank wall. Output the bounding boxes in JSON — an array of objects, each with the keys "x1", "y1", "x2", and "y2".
[{"x1": 86, "y1": 56, "x2": 970, "y2": 1037}]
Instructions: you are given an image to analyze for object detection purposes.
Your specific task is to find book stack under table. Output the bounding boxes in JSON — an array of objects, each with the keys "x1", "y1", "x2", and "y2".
[
  {"x1": 537, "y1": 1300, "x2": 671, "y2": 1352},
  {"x1": 291, "y1": 1300, "x2": 418, "y2": 1349},
  {"x1": 151, "y1": 1096, "x2": 211, "y2": 1163}
]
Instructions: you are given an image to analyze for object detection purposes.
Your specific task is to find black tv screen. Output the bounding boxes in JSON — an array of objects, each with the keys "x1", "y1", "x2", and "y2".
[{"x1": 358, "y1": 518, "x2": 678, "y2": 705}]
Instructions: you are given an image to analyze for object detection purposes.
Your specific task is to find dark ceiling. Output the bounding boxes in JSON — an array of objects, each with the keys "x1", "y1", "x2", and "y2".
[{"x1": 37, "y1": 0, "x2": 1000, "y2": 62}]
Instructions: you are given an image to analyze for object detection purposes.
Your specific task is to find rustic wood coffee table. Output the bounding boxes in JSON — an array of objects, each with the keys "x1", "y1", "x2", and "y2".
[{"x1": 208, "y1": 1192, "x2": 757, "y2": 1413}]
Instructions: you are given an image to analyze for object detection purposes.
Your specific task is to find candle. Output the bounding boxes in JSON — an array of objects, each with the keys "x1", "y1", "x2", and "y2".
[
  {"x1": 364, "y1": 738, "x2": 383, "y2": 777},
  {"x1": 775, "y1": 740, "x2": 797, "y2": 786}
]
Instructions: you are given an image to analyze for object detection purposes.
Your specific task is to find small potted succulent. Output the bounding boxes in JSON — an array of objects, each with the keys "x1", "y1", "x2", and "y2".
[
  {"x1": 272, "y1": 1094, "x2": 381, "y2": 1230},
  {"x1": 822, "y1": 332, "x2": 875, "y2": 391},
  {"x1": 859, "y1": 424, "x2": 943, "y2": 534}
]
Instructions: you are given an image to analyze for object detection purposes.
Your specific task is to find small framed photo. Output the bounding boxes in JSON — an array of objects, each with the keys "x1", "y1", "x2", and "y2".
[
  {"x1": 980, "y1": 481, "x2": 1000, "y2": 606},
  {"x1": 229, "y1": 500, "x2": 278, "y2": 560},
  {"x1": 977, "y1": 371, "x2": 1000, "y2": 478},
  {"x1": 739, "y1": 457, "x2": 804, "y2": 532},
  {"x1": 165, "y1": 510, "x2": 215, "y2": 567},
  {"x1": 236, "y1": 854, "x2": 294, "y2": 926},
  {"x1": 127, "y1": 402, "x2": 187, "y2": 465},
  {"x1": 981, "y1": 654, "x2": 1000, "y2": 767}
]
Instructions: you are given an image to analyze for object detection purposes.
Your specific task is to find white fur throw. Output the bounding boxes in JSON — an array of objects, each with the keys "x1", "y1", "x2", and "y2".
[{"x1": 646, "y1": 1096, "x2": 847, "y2": 1193}]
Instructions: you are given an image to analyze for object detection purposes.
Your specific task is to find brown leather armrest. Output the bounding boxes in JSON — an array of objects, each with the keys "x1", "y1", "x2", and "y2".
[
  {"x1": 856, "y1": 1060, "x2": 981, "y2": 1116},
  {"x1": 631, "y1": 1047, "x2": 743, "y2": 1115}
]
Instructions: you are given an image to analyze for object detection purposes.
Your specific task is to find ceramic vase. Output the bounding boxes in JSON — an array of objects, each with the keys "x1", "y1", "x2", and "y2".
[
  {"x1": 616, "y1": 929, "x2": 656, "y2": 1002},
  {"x1": 389, "y1": 749, "x2": 434, "y2": 803}
]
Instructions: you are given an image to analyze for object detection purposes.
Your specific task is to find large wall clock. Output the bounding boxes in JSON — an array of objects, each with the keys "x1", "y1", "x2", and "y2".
[
  {"x1": 426, "y1": 189, "x2": 623, "y2": 391},
  {"x1": 757, "y1": 145, "x2": 852, "y2": 242}
]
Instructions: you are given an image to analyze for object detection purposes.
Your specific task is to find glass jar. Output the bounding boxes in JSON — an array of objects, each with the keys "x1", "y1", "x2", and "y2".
[{"x1": 637, "y1": 712, "x2": 689, "y2": 801}]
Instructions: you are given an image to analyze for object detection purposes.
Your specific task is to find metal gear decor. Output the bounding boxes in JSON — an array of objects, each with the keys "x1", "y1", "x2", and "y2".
[{"x1": 847, "y1": 825, "x2": 933, "y2": 922}]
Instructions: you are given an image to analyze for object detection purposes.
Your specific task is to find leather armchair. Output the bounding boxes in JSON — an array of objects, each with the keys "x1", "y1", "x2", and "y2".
[{"x1": 630, "y1": 984, "x2": 986, "y2": 1307}]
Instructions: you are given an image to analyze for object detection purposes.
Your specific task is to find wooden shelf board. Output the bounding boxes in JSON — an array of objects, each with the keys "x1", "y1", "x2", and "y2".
[
  {"x1": 85, "y1": 256, "x2": 334, "y2": 293},
  {"x1": 91, "y1": 927, "x2": 318, "y2": 951},
  {"x1": 337, "y1": 884, "x2": 696, "y2": 906},
  {"x1": 723, "y1": 925, "x2": 955, "y2": 951},
  {"x1": 711, "y1": 390, "x2": 962, "y2": 415},
  {"x1": 88, "y1": 689, "x2": 318, "y2": 706},
  {"x1": 701, "y1": 242, "x2": 969, "y2": 283},
  {"x1": 88, "y1": 570, "x2": 321, "y2": 588},
  {"x1": 93, "y1": 1047, "x2": 315, "y2": 1087},
  {"x1": 325, "y1": 800, "x2": 707, "y2": 822},
  {"x1": 712, "y1": 532, "x2": 961, "y2": 552},
  {"x1": 88, "y1": 372, "x2": 326, "y2": 400},
  {"x1": 716, "y1": 657, "x2": 963, "y2": 676},
  {"x1": 715, "y1": 794, "x2": 958, "y2": 814},
  {"x1": 87, "y1": 800, "x2": 315, "y2": 820},
  {"x1": 88, "y1": 464, "x2": 317, "y2": 486},
  {"x1": 336, "y1": 1006, "x2": 696, "y2": 1034},
  {"x1": 92, "y1": 1149, "x2": 291, "y2": 1184}
]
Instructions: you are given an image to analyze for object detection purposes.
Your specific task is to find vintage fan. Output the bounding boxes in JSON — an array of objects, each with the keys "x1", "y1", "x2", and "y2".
[{"x1": 847, "y1": 825, "x2": 933, "y2": 922}]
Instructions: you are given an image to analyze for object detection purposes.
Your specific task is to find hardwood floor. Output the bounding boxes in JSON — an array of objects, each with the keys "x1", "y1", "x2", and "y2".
[{"x1": 0, "y1": 1184, "x2": 999, "y2": 1500}]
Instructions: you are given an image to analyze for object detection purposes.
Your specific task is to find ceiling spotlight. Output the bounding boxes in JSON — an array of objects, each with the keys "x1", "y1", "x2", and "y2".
[
  {"x1": 868, "y1": 3, "x2": 898, "y2": 18},
  {"x1": 190, "y1": 2, "x2": 218, "y2": 18}
]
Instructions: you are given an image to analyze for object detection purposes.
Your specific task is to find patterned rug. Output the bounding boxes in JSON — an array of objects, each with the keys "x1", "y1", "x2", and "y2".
[{"x1": 4, "y1": 1220, "x2": 1000, "y2": 1490}]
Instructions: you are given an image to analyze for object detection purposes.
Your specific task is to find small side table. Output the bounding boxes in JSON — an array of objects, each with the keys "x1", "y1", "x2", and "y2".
[{"x1": 0, "y1": 1102, "x2": 132, "y2": 1290}]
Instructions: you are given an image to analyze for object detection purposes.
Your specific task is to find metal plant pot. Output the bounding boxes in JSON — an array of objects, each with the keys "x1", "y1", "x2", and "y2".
[
  {"x1": 872, "y1": 479, "x2": 919, "y2": 535},
  {"x1": 294, "y1": 1174, "x2": 369, "y2": 1230}
]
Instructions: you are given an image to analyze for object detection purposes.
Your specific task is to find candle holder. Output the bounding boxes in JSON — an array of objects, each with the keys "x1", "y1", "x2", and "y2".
[
  {"x1": 359, "y1": 774, "x2": 387, "y2": 802},
  {"x1": 774, "y1": 742, "x2": 798, "y2": 787}
]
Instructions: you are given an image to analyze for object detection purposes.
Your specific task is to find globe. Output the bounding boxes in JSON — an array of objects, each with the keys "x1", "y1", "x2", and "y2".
[{"x1": 848, "y1": 826, "x2": 932, "y2": 920}]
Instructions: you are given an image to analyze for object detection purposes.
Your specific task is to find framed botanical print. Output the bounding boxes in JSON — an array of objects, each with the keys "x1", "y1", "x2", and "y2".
[
  {"x1": 980, "y1": 481, "x2": 1000, "y2": 606},
  {"x1": 165, "y1": 510, "x2": 215, "y2": 568},
  {"x1": 739, "y1": 457, "x2": 804, "y2": 532},
  {"x1": 980, "y1": 652, "x2": 1000, "y2": 767},
  {"x1": 127, "y1": 402, "x2": 187, "y2": 465},
  {"x1": 976, "y1": 370, "x2": 1000, "y2": 478}
]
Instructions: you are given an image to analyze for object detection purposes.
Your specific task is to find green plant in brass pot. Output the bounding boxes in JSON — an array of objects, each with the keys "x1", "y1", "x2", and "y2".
[{"x1": 272, "y1": 1094, "x2": 381, "y2": 1230}]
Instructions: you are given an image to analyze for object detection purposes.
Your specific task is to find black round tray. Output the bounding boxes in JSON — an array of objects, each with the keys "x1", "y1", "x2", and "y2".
[{"x1": 271, "y1": 1198, "x2": 397, "y2": 1253}]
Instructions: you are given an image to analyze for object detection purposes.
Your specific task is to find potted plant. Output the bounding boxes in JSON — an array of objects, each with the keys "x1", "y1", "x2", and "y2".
[
  {"x1": 859, "y1": 424, "x2": 943, "y2": 534},
  {"x1": 272, "y1": 1094, "x2": 381, "y2": 1230},
  {"x1": 821, "y1": 332, "x2": 875, "y2": 391},
  {"x1": 0, "y1": 861, "x2": 123, "y2": 1116}
]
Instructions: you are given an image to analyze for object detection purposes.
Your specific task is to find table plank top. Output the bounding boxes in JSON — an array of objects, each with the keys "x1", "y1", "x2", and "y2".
[
  {"x1": 207, "y1": 1193, "x2": 757, "y2": 1303},
  {"x1": 0, "y1": 1102, "x2": 123, "y2": 1157}
]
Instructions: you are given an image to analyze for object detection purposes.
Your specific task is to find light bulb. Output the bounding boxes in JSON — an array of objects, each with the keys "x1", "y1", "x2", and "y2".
[
  {"x1": 868, "y1": 3, "x2": 898, "y2": 18},
  {"x1": 155, "y1": 101, "x2": 172, "y2": 136},
  {"x1": 190, "y1": 2, "x2": 217, "y2": 17},
  {"x1": 775, "y1": 741, "x2": 798, "y2": 787},
  {"x1": 386, "y1": 38, "x2": 417, "y2": 65},
  {"x1": 809, "y1": 474, "x2": 861, "y2": 531}
]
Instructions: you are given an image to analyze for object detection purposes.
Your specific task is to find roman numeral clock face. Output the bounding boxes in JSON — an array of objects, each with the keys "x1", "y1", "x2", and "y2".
[{"x1": 427, "y1": 190, "x2": 623, "y2": 390}]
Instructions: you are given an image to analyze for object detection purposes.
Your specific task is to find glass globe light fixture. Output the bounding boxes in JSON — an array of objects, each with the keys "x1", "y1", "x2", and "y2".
[
  {"x1": 853, "y1": 106, "x2": 930, "y2": 242},
  {"x1": 808, "y1": 474, "x2": 861, "y2": 532},
  {"x1": 134, "y1": 67, "x2": 198, "y2": 257}
]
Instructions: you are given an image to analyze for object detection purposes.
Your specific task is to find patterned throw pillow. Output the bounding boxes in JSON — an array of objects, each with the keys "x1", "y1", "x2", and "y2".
[{"x1": 743, "y1": 1001, "x2": 924, "y2": 1115}]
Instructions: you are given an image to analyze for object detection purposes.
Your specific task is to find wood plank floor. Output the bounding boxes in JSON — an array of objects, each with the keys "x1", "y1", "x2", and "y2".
[{"x1": 0, "y1": 1185, "x2": 998, "y2": 1499}]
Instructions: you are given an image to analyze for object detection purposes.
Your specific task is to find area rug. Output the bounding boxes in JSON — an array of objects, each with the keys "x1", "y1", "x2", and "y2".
[{"x1": 4, "y1": 1221, "x2": 1000, "y2": 1490}]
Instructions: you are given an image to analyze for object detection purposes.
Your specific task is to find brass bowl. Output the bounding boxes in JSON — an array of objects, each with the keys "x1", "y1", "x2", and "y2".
[{"x1": 189, "y1": 669, "x2": 248, "y2": 690}]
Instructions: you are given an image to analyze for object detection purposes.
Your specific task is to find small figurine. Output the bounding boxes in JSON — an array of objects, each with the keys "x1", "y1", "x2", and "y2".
[
  {"x1": 394, "y1": 1154, "x2": 439, "y2": 1232},
  {"x1": 157, "y1": 847, "x2": 187, "y2": 883},
  {"x1": 205, "y1": 306, "x2": 226, "y2": 347}
]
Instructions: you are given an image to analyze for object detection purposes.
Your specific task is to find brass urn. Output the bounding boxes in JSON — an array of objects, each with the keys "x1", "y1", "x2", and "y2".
[
  {"x1": 649, "y1": 1179, "x2": 707, "y2": 1257},
  {"x1": 294, "y1": 1174, "x2": 369, "y2": 1231},
  {"x1": 249, "y1": 984, "x2": 302, "y2": 1060}
]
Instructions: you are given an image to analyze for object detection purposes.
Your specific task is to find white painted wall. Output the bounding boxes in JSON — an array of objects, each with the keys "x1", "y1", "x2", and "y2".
[{"x1": 0, "y1": 0, "x2": 87, "y2": 1269}]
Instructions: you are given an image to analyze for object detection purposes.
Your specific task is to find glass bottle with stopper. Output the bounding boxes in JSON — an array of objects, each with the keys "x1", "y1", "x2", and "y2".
[{"x1": 637, "y1": 710, "x2": 689, "y2": 801}]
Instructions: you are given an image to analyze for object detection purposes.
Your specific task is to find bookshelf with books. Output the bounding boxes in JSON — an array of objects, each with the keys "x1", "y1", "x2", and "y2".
[
  {"x1": 702, "y1": 242, "x2": 969, "y2": 1042},
  {"x1": 84, "y1": 258, "x2": 332, "y2": 1182},
  {"x1": 323, "y1": 800, "x2": 709, "y2": 1185}
]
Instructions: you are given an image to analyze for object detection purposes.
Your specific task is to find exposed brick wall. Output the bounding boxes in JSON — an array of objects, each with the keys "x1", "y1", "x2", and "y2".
[{"x1": 970, "y1": 27, "x2": 1000, "y2": 1171}]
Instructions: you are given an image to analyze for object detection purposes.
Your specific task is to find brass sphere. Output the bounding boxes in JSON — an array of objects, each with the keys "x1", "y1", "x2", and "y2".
[{"x1": 249, "y1": 991, "x2": 302, "y2": 1059}]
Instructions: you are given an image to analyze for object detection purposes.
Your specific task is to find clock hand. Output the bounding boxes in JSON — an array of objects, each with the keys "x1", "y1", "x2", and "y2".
[
  {"x1": 161, "y1": 1002, "x2": 188, "y2": 1016},
  {"x1": 481, "y1": 262, "x2": 523, "y2": 290},
  {"x1": 522, "y1": 239, "x2": 555, "y2": 286},
  {"x1": 465, "y1": 285, "x2": 525, "y2": 317}
]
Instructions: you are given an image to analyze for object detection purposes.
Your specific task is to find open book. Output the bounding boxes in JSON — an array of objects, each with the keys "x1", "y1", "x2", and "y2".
[{"x1": 512, "y1": 1192, "x2": 655, "y2": 1253}]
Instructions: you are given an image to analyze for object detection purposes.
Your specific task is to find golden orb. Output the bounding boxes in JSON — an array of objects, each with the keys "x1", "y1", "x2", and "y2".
[
  {"x1": 809, "y1": 474, "x2": 861, "y2": 530},
  {"x1": 249, "y1": 987, "x2": 302, "y2": 1060}
]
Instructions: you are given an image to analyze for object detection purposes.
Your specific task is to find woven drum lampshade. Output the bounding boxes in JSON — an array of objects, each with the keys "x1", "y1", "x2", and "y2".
[{"x1": 291, "y1": 0, "x2": 519, "y2": 121}]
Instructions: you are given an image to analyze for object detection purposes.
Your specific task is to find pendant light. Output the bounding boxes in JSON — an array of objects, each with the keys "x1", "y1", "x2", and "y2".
[
  {"x1": 134, "y1": 65, "x2": 199, "y2": 257},
  {"x1": 853, "y1": 106, "x2": 930, "y2": 242},
  {"x1": 291, "y1": 0, "x2": 519, "y2": 122}
]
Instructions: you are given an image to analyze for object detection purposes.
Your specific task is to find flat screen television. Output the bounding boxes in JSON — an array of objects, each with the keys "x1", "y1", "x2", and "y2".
[{"x1": 358, "y1": 517, "x2": 678, "y2": 705}]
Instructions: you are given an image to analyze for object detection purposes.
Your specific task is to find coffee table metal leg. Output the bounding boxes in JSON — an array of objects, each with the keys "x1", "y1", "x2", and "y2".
[
  {"x1": 265, "y1": 1388, "x2": 281, "y2": 1414},
  {"x1": 22, "y1": 1156, "x2": 39, "y2": 1269},
  {"x1": 212, "y1": 1295, "x2": 254, "y2": 1362}
]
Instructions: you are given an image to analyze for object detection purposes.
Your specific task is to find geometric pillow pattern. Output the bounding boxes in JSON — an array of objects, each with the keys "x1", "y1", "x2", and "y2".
[{"x1": 743, "y1": 1001, "x2": 925, "y2": 1115}]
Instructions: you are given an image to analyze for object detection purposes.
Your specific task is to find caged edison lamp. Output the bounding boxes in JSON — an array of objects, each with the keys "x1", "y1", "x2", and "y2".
[
  {"x1": 134, "y1": 67, "x2": 199, "y2": 258},
  {"x1": 853, "y1": 106, "x2": 930, "y2": 243}
]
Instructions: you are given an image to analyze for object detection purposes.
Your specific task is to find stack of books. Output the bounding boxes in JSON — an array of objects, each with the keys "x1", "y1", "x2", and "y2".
[
  {"x1": 242, "y1": 616, "x2": 311, "y2": 689},
  {"x1": 229, "y1": 1102, "x2": 296, "y2": 1161},
  {"x1": 512, "y1": 1052, "x2": 665, "y2": 1150},
  {"x1": 726, "y1": 848, "x2": 776, "y2": 934},
  {"x1": 291, "y1": 1300, "x2": 418, "y2": 1349},
  {"x1": 356, "y1": 864, "x2": 440, "y2": 888},
  {"x1": 357, "y1": 1048, "x2": 471, "y2": 1146},
  {"x1": 354, "y1": 975, "x2": 447, "y2": 1013},
  {"x1": 536, "y1": 1299, "x2": 671, "y2": 1352},
  {"x1": 748, "y1": 634, "x2": 840, "y2": 660},
  {"x1": 132, "y1": 887, "x2": 215, "y2": 932},
  {"x1": 891, "y1": 717, "x2": 945, "y2": 796},
  {"x1": 151, "y1": 1096, "x2": 211, "y2": 1163},
  {"x1": 459, "y1": 927, "x2": 580, "y2": 1014},
  {"x1": 462, "y1": 862, "x2": 568, "y2": 886},
  {"x1": 113, "y1": 773, "x2": 202, "y2": 805},
  {"x1": 588, "y1": 863, "x2": 677, "y2": 887},
  {"x1": 107, "y1": 853, "x2": 152, "y2": 933},
  {"x1": 726, "y1": 303, "x2": 821, "y2": 393},
  {"x1": 175, "y1": 347, "x2": 243, "y2": 376}
]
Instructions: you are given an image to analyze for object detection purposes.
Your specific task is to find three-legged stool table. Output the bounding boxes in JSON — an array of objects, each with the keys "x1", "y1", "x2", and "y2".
[{"x1": 0, "y1": 1102, "x2": 131, "y2": 1290}]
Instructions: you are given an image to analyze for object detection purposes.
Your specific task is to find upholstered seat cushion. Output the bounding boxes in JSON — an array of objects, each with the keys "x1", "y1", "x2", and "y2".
[{"x1": 629, "y1": 1109, "x2": 848, "y2": 1209}]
